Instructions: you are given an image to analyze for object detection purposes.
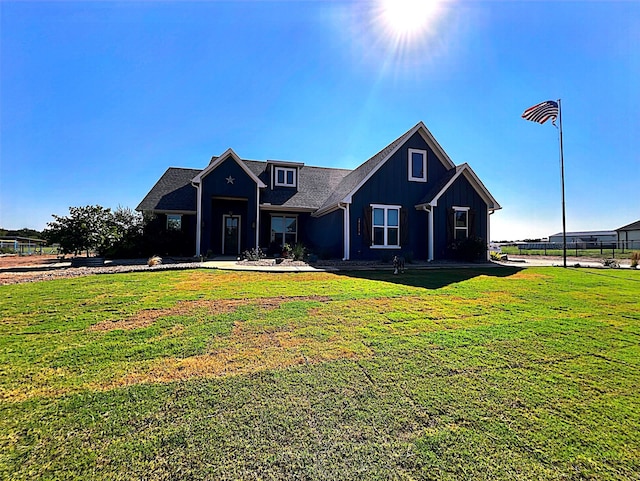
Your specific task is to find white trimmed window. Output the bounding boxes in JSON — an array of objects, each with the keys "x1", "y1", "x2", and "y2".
[
  {"x1": 371, "y1": 204, "x2": 400, "y2": 248},
  {"x1": 166, "y1": 214, "x2": 182, "y2": 231},
  {"x1": 274, "y1": 167, "x2": 297, "y2": 187},
  {"x1": 408, "y1": 148, "x2": 427, "y2": 182},
  {"x1": 453, "y1": 207, "x2": 469, "y2": 240},
  {"x1": 270, "y1": 215, "x2": 297, "y2": 246}
]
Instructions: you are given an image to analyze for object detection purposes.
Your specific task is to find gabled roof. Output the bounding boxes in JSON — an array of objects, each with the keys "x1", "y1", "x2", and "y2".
[
  {"x1": 244, "y1": 160, "x2": 350, "y2": 211},
  {"x1": 415, "y1": 163, "x2": 501, "y2": 212},
  {"x1": 616, "y1": 219, "x2": 640, "y2": 231},
  {"x1": 136, "y1": 167, "x2": 200, "y2": 212},
  {"x1": 191, "y1": 148, "x2": 267, "y2": 188},
  {"x1": 314, "y1": 121, "x2": 456, "y2": 215}
]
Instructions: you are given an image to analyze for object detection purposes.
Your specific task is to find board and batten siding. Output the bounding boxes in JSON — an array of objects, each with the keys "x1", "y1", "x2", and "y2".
[
  {"x1": 199, "y1": 158, "x2": 259, "y2": 255},
  {"x1": 349, "y1": 132, "x2": 448, "y2": 260},
  {"x1": 433, "y1": 174, "x2": 488, "y2": 260}
]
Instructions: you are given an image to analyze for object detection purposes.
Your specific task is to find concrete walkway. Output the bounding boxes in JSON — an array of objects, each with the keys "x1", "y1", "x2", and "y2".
[
  {"x1": 2, "y1": 256, "x2": 636, "y2": 275},
  {"x1": 201, "y1": 260, "x2": 333, "y2": 272}
]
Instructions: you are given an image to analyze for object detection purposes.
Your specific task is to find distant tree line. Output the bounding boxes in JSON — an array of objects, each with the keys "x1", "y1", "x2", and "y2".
[{"x1": 0, "y1": 228, "x2": 44, "y2": 238}]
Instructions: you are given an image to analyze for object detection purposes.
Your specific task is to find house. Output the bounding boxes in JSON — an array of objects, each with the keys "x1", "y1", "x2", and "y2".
[
  {"x1": 616, "y1": 219, "x2": 640, "y2": 250},
  {"x1": 136, "y1": 121, "x2": 501, "y2": 261}
]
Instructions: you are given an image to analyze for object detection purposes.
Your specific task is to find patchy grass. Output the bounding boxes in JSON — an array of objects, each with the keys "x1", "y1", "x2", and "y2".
[{"x1": 1, "y1": 267, "x2": 639, "y2": 480}]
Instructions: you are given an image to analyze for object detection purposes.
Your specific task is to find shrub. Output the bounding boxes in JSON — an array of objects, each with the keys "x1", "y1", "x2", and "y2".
[
  {"x1": 281, "y1": 243, "x2": 292, "y2": 259},
  {"x1": 449, "y1": 236, "x2": 486, "y2": 262},
  {"x1": 242, "y1": 247, "x2": 266, "y2": 261},
  {"x1": 631, "y1": 251, "x2": 640, "y2": 269},
  {"x1": 147, "y1": 256, "x2": 162, "y2": 266},
  {"x1": 291, "y1": 243, "x2": 307, "y2": 261}
]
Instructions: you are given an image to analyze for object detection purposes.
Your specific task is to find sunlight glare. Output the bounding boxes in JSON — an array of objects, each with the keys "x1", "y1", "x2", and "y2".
[{"x1": 378, "y1": 0, "x2": 443, "y2": 41}]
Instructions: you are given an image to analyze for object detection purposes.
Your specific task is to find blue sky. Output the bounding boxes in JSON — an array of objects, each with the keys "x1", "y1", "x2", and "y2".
[{"x1": 1, "y1": 0, "x2": 638, "y2": 240}]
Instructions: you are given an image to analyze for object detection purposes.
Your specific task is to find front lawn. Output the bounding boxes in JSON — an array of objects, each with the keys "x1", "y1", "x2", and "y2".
[{"x1": 1, "y1": 267, "x2": 638, "y2": 480}]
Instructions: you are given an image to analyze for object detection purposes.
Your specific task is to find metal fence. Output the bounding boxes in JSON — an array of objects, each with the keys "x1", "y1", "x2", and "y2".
[
  {"x1": 0, "y1": 238, "x2": 48, "y2": 255},
  {"x1": 516, "y1": 240, "x2": 640, "y2": 256}
]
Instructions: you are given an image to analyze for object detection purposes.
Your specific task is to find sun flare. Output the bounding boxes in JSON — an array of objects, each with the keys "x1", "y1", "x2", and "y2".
[{"x1": 378, "y1": 0, "x2": 444, "y2": 41}]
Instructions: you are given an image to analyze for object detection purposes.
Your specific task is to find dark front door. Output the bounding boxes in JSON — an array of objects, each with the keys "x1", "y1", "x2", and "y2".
[{"x1": 223, "y1": 215, "x2": 241, "y2": 255}]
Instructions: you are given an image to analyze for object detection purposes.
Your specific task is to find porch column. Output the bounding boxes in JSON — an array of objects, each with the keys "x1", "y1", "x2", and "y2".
[
  {"x1": 255, "y1": 185, "x2": 260, "y2": 248},
  {"x1": 428, "y1": 206, "x2": 434, "y2": 261},
  {"x1": 195, "y1": 182, "x2": 202, "y2": 257},
  {"x1": 339, "y1": 203, "x2": 350, "y2": 261}
]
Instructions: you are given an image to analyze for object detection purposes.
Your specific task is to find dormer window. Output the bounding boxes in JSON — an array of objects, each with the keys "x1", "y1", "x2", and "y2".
[
  {"x1": 274, "y1": 166, "x2": 297, "y2": 187},
  {"x1": 408, "y1": 148, "x2": 427, "y2": 182}
]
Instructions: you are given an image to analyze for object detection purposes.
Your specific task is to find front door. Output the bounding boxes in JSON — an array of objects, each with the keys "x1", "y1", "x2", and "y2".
[{"x1": 222, "y1": 215, "x2": 241, "y2": 255}]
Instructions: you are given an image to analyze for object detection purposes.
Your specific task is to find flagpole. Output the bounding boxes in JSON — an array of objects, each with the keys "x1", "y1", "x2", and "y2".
[{"x1": 558, "y1": 98, "x2": 567, "y2": 268}]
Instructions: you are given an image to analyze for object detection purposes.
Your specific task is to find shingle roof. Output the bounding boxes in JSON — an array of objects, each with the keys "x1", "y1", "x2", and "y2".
[
  {"x1": 315, "y1": 124, "x2": 417, "y2": 214},
  {"x1": 244, "y1": 160, "x2": 351, "y2": 210},
  {"x1": 415, "y1": 163, "x2": 501, "y2": 212},
  {"x1": 138, "y1": 121, "x2": 499, "y2": 215},
  {"x1": 415, "y1": 166, "x2": 462, "y2": 206},
  {"x1": 136, "y1": 167, "x2": 199, "y2": 212}
]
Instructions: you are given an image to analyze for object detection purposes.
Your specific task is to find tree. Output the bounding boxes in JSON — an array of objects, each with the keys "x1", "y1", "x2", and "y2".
[
  {"x1": 44, "y1": 205, "x2": 115, "y2": 257},
  {"x1": 104, "y1": 206, "x2": 144, "y2": 257}
]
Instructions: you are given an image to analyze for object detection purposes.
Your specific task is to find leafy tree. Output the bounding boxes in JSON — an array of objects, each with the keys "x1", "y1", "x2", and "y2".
[
  {"x1": 104, "y1": 206, "x2": 144, "y2": 257},
  {"x1": 44, "y1": 205, "x2": 115, "y2": 257}
]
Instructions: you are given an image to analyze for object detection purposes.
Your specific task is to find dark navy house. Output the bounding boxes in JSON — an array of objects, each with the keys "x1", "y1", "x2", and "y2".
[{"x1": 136, "y1": 122, "x2": 501, "y2": 261}]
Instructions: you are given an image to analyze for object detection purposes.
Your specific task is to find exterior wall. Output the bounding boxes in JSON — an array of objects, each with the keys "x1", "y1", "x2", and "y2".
[
  {"x1": 433, "y1": 175, "x2": 488, "y2": 259},
  {"x1": 618, "y1": 229, "x2": 640, "y2": 248},
  {"x1": 257, "y1": 210, "x2": 343, "y2": 259},
  {"x1": 200, "y1": 159, "x2": 259, "y2": 255},
  {"x1": 305, "y1": 209, "x2": 344, "y2": 259},
  {"x1": 349, "y1": 132, "x2": 447, "y2": 260},
  {"x1": 144, "y1": 213, "x2": 197, "y2": 257}
]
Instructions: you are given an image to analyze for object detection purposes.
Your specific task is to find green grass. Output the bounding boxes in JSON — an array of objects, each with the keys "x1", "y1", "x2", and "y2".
[{"x1": 1, "y1": 267, "x2": 639, "y2": 480}]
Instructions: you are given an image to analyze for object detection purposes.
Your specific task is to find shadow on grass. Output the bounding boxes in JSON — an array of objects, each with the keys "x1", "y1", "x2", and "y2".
[{"x1": 332, "y1": 265, "x2": 524, "y2": 289}]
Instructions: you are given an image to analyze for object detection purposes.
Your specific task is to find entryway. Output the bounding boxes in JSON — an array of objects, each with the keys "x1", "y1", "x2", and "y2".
[{"x1": 222, "y1": 215, "x2": 241, "y2": 255}]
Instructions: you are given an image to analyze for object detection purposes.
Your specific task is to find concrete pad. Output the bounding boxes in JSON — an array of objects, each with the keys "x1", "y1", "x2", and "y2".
[{"x1": 201, "y1": 260, "x2": 334, "y2": 272}]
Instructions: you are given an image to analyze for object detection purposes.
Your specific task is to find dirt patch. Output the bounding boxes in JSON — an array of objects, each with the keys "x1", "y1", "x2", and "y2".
[
  {"x1": 89, "y1": 295, "x2": 332, "y2": 332},
  {"x1": 0, "y1": 254, "x2": 62, "y2": 269}
]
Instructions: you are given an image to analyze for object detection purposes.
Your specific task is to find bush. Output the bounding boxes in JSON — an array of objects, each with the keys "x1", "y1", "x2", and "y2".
[
  {"x1": 242, "y1": 247, "x2": 266, "y2": 261},
  {"x1": 147, "y1": 256, "x2": 162, "y2": 266},
  {"x1": 631, "y1": 251, "x2": 640, "y2": 269},
  {"x1": 449, "y1": 236, "x2": 487, "y2": 262},
  {"x1": 291, "y1": 243, "x2": 307, "y2": 261}
]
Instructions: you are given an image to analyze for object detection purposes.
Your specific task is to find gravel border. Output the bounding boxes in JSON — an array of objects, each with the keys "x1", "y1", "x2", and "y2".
[{"x1": 0, "y1": 262, "x2": 203, "y2": 286}]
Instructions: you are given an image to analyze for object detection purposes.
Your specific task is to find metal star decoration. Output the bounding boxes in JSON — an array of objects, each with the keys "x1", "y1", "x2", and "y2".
[{"x1": 225, "y1": 175, "x2": 235, "y2": 184}]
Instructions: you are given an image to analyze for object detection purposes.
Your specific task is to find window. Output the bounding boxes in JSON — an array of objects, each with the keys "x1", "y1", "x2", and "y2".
[
  {"x1": 408, "y1": 149, "x2": 427, "y2": 182},
  {"x1": 274, "y1": 167, "x2": 297, "y2": 187},
  {"x1": 166, "y1": 214, "x2": 182, "y2": 231},
  {"x1": 270, "y1": 215, "x2": 297, "y2": 246},
  {"x1": 371, "y1": 204, "x2": 400, "y2": 248},
  {"x1": 453, "y1": 207, "x2": 469, "y2": 240}
]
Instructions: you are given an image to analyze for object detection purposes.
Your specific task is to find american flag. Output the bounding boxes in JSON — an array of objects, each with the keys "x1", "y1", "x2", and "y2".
[{"x1": 521, "y1": 100, "x2": 559, "y2": 125}]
